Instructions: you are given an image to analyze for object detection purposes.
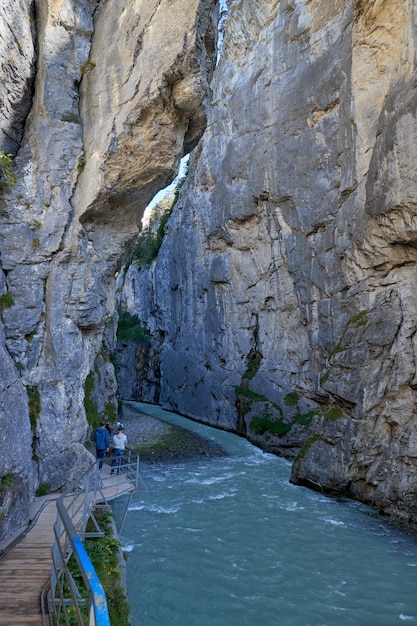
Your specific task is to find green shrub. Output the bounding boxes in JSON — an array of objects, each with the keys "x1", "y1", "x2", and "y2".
[
  {"x1": 293, "y1": 405, "x2": 343, "y2": 426},
  {"x1": 27, "y1": 386, "x2": 41, "y2": 431},
  {"x1": 348, "y1": 310, "x2": 368, "y2": 327},
  {"x1": 234, "y1": 386, "x2": 267, "y2": 403},
  {"x1": 128, "y1": 208, "x2": 173, "y2": 268},
  {"x1": 80, "y1": 60, "x2": 96, "y2": 73},
  {"x1": 323, "y1": 407, "x2": 343, "y2": 421},
  {"x1": 104, "y1": 400, "x2": 117, "y2": 423},
  {"x1": 328, "y1": 342, "x2": 349, "y2": 359},
  {"x1": 0, "y1": 293, "x2": 14, "y2": 312},
  {"x1": 293, "y1": 410, "x2": 316, "y2": 426},
  {"x1": 85, "y1": 509, "x2": 130, "y2": 626},
  {"x1": 328, "y1": 309, "x2": 368, "y2": 360},
  {"x1": 319, "y1": 370, "x2": 329, "y2": 385},
  {"x1": 1, "y1": 473, "x2": 16, "y2": 490},
  {"x1": 251, "y1": 415, "x2": 292, "y2": 436},
  {"x1": 61, "y1": 111, "x2": 80, "y2": 123},
  {"x1": 128, "y1": 187, "x2": 179, "y2": 269},
  {"x1": 242, "y1": 353, "x2": 262, "y2": 381},
  {"x1": 283, "y1": 391, "x2": 299, "y2": 406},
  {"x1": 295, "y1": 433, "x2": 321, "y2": 462},
  {"x1": 36, "y1": 482, "x2": 51, "y2": 497},
  {"x1": 249, "y1": 396, "x2": 343, "y2": 438},
  {"x1": 250, "y1": 402, "x2": 291, "y2": 437},
  {"x1": 129, "y1": 230, "x2": 161, "y2": 268},
  {"x1": 117, "y1": 312, "x2": 151, "y2": 343},
  {"x1": 84, "y1": 371, "x2": 101, "y2": 431},
  {"x1": 0, "y1": 150, "x2": 17, "y2": 190},
  {"x1": 27, "y1": 386, "x2": 41, "y2": 460}
]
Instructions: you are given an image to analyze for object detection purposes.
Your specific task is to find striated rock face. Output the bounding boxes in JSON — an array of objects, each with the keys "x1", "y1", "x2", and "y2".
[
  {"x1": 0, "y1": 0, "x2": 217, "y2": 539},
  {"x1": 121, "y1": 1, "x2": 417, "y2": 522},
  {"x1": 2, "y1": 0, "x2": 417, "y2": 538},
  {"x1": 0, "y1": 0, "x2": 36, "y2": 155}
]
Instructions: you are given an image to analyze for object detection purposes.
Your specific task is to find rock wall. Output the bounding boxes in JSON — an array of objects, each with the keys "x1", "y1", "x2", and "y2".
[
  {"x1": 0, "y1": 0, "x2": 217, "y2": 540},
  {"x1": 121, "y1": 1, "x2": 417, "y2": 522},
  {"x1": 2, "y1": 0, "x2": 417, "y2": 538}
]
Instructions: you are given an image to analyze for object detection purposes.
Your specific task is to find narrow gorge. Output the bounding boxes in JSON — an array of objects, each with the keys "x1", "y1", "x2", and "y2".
[{"x1": 1, "y1": 0, "x2": 417, "y2": 542}]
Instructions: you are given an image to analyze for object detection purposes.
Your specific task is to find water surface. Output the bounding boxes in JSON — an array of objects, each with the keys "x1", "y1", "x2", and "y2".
[{"x1": 112, "y1": 403, "x2": 417, "y2": 625}]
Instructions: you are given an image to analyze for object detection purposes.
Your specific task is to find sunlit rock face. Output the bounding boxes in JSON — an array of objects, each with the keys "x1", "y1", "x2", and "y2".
[
  {"x1": 122, "y1": 0, "x2": 417, "y2": 521},
  {"x1": 0, "y1": 0, "x2": 217, "y2": 539}
]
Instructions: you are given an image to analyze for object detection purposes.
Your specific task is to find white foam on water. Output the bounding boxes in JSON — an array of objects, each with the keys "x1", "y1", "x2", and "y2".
[
  {"x1": 320, "y1": 517, "x2": 346, "y2": 526},
  {"x1": 284, "y1": 501, "x2": 305, "y2": 512},
  {"x1": 186, "y1": 472, "x2": 241, "y2": 485},
  {"x1": 244, "y1": 451, "x2": 279, "y2": 465},
  {"x1": 198, "y1": 476, "x2": 224, "y2": 485},
  {"x1": 328, "y1": 584, "x2": 347, "y2": 598},
  {"x1": 122, "y1": 541, "x2": 134, "y2": 552},
  {"x1": 148, "y1": 474, "x2": 167, "y2": 482},
  {"x1": 129, "y1": 503, "x2": 180, "y2": 514},
  {"x1": 208, "y1": 491, "x2": 236, "y2": 500}
]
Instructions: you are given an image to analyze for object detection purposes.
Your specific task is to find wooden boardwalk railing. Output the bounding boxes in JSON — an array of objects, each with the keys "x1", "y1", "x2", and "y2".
[{"x1": 0, "y1": 458, "x2": 139, "y2": 626}]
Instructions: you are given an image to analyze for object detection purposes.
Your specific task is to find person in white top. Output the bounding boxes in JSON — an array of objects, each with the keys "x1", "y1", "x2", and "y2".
[{"x1": 111, "y1": 426, "x2": 128, "y2": 475}]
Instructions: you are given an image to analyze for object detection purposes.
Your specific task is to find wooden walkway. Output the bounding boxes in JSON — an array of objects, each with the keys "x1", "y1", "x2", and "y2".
[
  {"x1": 0, "y1": 463, "x2": 136, "y2": 625},
  {"x1": 0, "y1": 496, "x2": 58, "y2": 625}
]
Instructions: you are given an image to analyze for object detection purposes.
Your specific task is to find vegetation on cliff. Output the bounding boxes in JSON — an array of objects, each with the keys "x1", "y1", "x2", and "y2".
[
  {"x1": 0, "y1": 150, "x2": 16, "y2": 190},
  {"x1": 66, "y1": 508, "x2": 130, "y2": 626},
  {"x1": 126, "y1": 169, "x2": 187, "y2": 270}
]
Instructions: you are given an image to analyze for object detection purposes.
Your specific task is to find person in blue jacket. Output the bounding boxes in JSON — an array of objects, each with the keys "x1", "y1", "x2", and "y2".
[{"x1": 94, "y1": 421, "x2": 110, "y2": 469}]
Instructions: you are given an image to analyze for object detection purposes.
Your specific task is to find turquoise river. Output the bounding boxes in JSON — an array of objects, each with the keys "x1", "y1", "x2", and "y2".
[{"x1": 112, "y1": 403, "x2": 417, "y2": 625}]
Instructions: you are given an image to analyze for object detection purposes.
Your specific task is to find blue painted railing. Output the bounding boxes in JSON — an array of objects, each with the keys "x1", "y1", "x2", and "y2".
[
  {"x1": 42, "y1": 451, "x2": 140, "y2": 625},
  {"x1": 72, "y1": 537, "x2": 110, "y2": 626}
]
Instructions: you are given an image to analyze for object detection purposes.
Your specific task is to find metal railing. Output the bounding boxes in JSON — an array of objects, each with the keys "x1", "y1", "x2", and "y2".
[{"x1": 42, "y1": 450, "x2": 141, "y2": 626}]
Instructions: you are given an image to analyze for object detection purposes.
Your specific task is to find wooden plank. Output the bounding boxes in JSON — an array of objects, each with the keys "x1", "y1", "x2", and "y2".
[
  {"x1": 0, "y1": 609, "x2": 43, "y2": 624},
  {"x1": 0, "y1": 497, "x2": 56, "y2": 625}
]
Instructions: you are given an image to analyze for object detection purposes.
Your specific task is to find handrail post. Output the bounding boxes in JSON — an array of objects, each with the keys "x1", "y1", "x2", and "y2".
[
  {"x1": 136, "y1": 452, "x2": 140, "y2": 488},
  {"x1": 83, "y1": 471, "x2": 91, "y2": 533}
]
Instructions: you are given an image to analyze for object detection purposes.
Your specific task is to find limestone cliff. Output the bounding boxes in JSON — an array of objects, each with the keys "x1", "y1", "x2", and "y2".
[
  {"x1": 2, "y1": 0, "x2": 417, "y2": 542},
  {"x1": 0, "y1": 0, "x2": 217, "y2": 540},
  {"x1": 120, "y1": 1, "x2": 417, "y2": 524}
]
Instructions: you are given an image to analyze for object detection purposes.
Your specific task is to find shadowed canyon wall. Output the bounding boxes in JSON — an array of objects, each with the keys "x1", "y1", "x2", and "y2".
[
  {"x1": 0, "y1": 0, "x2": 217, "y2": 540},
  {"x1": 120, "y1": 0, "x2": 417, "y2": 523}
]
